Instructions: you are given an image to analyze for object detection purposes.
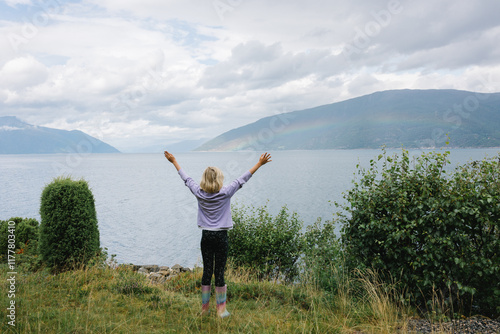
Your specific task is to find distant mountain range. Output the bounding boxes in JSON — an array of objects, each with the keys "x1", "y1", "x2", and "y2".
[
  {"x1": 195, "y1": 89, "x2": 500, "y2": 151},
  {"x1": 0, "y1": 116, "x2": 120, "y2": 154},
  {"x1": 138, "y1": 138, "x2": 209, "y2": 153}
]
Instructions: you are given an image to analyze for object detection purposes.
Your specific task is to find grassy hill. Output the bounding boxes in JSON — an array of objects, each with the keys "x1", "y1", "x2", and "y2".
[{"x1": 0, "y1": 259, "x2": 414, "y2": 333}]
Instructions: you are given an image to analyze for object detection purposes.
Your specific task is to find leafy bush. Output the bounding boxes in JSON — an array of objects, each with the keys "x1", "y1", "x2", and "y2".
[
  {"x1": 448, "y1": 154, "x2": 500, "y2": 316},
  {"x1": 228, "y1": 204, "x2": 304, "y2": 282},
  {"x1": 301, "y1": 217, "x2": 343, "y2": 293},
  {"x1": 339, "y1": 148, "x2": 500, "y2": 317},
  {"x1": 39, "y1": 176, "x2": 100, "y2": 270},
  {"x1": 0, "y1": 217, "x2": 39, "y2": 263}
]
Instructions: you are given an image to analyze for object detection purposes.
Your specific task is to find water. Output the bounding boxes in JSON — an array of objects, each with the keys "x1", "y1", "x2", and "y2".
[{"x1": 1, "y1": 148, "x2": 498, "y2": 267}]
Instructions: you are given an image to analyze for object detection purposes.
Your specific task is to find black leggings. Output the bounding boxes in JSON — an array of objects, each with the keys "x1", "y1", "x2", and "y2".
[{"x1": 200, "y1": 230, "x2": 228, "y2": 287}]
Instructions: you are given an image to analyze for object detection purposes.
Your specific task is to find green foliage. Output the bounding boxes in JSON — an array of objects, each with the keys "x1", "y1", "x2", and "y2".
[
  {"x1": 229, "y1": 204, "x2": 304, "y2": 282},
  {"x1": 0, "y1": 217, "x2": 39, "y2": 261},
  {"x1": 114, "y1": 273, "x2": 155, "y2": 295},
  {"x1": 301, "y1": 217, "x2": 343, "y2": 293},
  {"x1": 229, "y1": 280, "x2": 312, "y2": 310},
  {"x1": 339, "y1": 148, "x2": 500, "y2": 317},
  {"x1": 448, "y1": 154, "x2": 500, "y2": 316},
  {"x1": 39, "y1": 176, "x2": 100, "y2": 271}
]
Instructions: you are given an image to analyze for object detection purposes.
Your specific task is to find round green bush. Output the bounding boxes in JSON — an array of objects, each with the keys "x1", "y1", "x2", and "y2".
[
  {"x1": 339, "y1": 149, "x2": 499, "y2": 317},
  {"x1": 39, "y1": 176, "x2": 100, "y2": 270}
]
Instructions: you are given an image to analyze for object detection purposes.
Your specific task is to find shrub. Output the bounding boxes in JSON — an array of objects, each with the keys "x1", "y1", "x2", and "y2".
[
  {"x1": 301, "y1": 217, "x2": 343, "y2": 293},
  {"x1": 0, "y1": 217, "x2": 39, "y2": 259},
  {"x1": 39, "y1": 176, "x2": 100, "y2": 270},
  {"x1": 339, "y1": 148, "x2": 500, "y2": 317},
  {"x1": 448, "y1": 154, "x2": 500, "y2": 316},
  {"x1": 228, "y1": 204, "x2": 304, "y2": 282},
  {"x1": 0, "y1": 217, "x2": 39, "y2": 261}
]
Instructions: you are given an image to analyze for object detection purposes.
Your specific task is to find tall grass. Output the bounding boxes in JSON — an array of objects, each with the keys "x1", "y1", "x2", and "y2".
[
  {"x1": 299, "y1": 254, "x2": 412, "y2": 334},
  {"x1": 0, "y1": 256, "x2": 420, "y2": 334}
]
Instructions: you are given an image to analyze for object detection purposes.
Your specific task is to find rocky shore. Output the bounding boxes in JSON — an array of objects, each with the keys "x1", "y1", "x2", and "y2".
[{"x1": 119, "y1": 263, "x2": 193, "y2": 284}]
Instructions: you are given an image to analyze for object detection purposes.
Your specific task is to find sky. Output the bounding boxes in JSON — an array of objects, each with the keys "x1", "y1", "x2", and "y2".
[{"x1": 1, "y1": 0, "x2": 499, "y2": 152}]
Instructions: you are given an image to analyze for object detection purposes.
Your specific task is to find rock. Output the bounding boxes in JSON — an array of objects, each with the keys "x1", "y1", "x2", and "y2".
[
  {"x1": 137, "y1": 267, "x2": 149, "y2": 275},
  {"x1": 158, "y1": 270, "x2": 170, "y2": 277},
  {"x1": 149, "y1": 272, "x2": 163, "y2": 279},
  {"x1": 141, "y1": 265, "x2": 159, "y2": 272},
  {"x1": 171, "y1": 264, "x2": 183, "y2": 273},
  {"x1": 126, "y1": 263, "x2": 191, "y2": 284},
  {"x1": 148, "y1": 272, "x2": 167, "y2": 284},
  {"x1": 171, "y1": 264, "x2": 182, "y2": 270}
]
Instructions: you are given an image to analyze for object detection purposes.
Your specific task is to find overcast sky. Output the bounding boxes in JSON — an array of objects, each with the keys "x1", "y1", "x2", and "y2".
[{"x1": 1, "y1": 0, "x2": 499, "y2": 152}]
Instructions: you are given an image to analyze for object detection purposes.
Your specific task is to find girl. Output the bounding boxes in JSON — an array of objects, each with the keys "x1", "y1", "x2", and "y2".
[{"x1": 164, "y1": 151, "x2": 272, "y2": 318}]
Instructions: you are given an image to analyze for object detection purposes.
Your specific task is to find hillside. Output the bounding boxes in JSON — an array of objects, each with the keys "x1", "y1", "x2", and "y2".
[
  {"x1": 0, "y1": 116, "x2": 120, "y2": 154},
  {"x1": 195, "y1": 89, "x2": 500, "y2": 151}
]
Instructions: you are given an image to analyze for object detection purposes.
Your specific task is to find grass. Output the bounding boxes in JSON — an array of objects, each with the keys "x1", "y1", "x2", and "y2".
[{"x1": 0, "y1": 256, "x2": 458, "y2": 334}]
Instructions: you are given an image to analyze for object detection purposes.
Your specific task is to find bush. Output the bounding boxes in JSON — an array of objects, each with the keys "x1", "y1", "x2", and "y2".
[
  {"x1": 228, "y1": 204, "x2": 304, "y2": 282},
  {"x1": 339, "y1": 148, "x2": 500, "y2": 317},
  {"x1": 0, "y1": 217, "x2": 39, "y2": 261},
  {"x1": 39, "y1": 176, "x2": 100, "y2": 270},
  {"x1": 301, "y1": 217, "x2": 343, "y2": 293}
]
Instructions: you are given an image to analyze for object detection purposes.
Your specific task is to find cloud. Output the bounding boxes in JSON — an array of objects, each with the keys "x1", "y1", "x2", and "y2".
[
  {"x1": 199, "y1": 41, "x2": 346, "y2": 90},
  {"x1": 0, "y1": 55, "x2": 48, "y2": 90},
  {"x1": 0, "y1": 0, "x2": 499, "y2": 151},
  {"x1": 4, "y1": 0, "x2": 31, "y2": 7}
]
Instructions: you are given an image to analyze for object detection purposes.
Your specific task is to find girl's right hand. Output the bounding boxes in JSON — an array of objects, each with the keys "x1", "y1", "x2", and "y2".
[
  {"x1": 164, "y1": 151, "x2": 176, "y2": 163},
  {"x1": 259, "y1": 152, "x2": 272, "y2": 165}
]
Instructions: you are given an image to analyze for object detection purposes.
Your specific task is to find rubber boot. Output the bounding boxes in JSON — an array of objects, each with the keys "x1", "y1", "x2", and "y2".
[
  {"x1": 215, "y1": 285, "x2": 230, "y2": 318},
  {"x1": 201, "y1": 285, "x2": 211, "y2": 316}
]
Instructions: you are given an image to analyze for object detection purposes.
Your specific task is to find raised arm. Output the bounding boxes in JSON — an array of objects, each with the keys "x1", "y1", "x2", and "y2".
[
  {"x1": 164, "y1": 151, "x2": 181, "y2": 171},
  {"x1": 249, "y1": 152, "x2": 272, "y2": 175}
]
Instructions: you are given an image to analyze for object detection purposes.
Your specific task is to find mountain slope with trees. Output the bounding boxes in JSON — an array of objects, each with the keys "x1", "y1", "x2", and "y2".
[{"x1": 195, "y1": 89, "x2": 500, "y2": 151}]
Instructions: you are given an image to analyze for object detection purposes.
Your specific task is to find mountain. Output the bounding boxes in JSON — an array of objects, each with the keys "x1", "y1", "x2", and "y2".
[
  {"x1": 0, "y1": 116, "x2": 120, "y2": 154},
  {"x1": 195, "y1": 89, "x2": 500, "y2": 151},
  {"x1": 166, "y1": 138, "x2": 209, "y2": 152},
  {"x1": 131, "y1": 138, "x2": 210, "y2": 153}
]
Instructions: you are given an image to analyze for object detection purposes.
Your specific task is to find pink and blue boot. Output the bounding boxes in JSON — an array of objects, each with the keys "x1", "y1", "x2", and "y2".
[
  {"x1": 201, "y1": 285, "x2": 211, "y2": 316},
  {"x1": 215, "y1": 285, "x2": 230, "y2": 318}
]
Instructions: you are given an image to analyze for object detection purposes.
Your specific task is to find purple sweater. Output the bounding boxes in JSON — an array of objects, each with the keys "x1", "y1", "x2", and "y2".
[{"x1": 178, "y1": 169, "x2": 253, "y2": 230}]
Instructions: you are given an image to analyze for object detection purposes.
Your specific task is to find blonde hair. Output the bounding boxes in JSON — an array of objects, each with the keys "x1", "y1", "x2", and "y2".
[{"x1": 200, "y1": 167, "x2": 224, "y2": 193}]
